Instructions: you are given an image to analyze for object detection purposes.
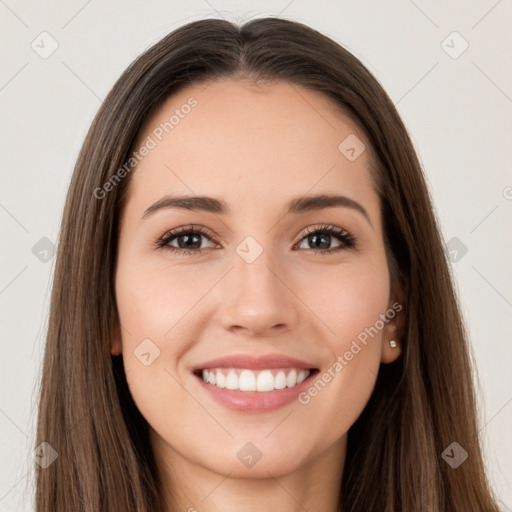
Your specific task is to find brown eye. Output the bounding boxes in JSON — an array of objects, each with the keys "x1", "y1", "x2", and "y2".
[
  {"x1": 155, "y1": 223, "x2": 357, "y2": 257},
  {"x1": 295, "y1": 224, "x2": 356, "y2": 255},
  {"x1": 156, "y1": 225, "x2": 217, "y2": 256}
]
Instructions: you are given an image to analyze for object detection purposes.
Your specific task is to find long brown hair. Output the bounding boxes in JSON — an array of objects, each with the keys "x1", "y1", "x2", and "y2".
[{"x1": 34, "y1": 17, "x2": 500, "y2": 511}]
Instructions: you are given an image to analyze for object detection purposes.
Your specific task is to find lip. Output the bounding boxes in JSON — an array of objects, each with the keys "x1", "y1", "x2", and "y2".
[
  {"x1": 191, "y1": 353, "x2": 317, "y2": 372},
  {"x1": 191, "y1": 353, "x2": 319, "y2": 413}
]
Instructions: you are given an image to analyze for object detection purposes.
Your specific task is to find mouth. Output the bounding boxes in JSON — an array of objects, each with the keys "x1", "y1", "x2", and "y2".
[
  {"x1": 191, "y1": 353, "x2": 319, "y2": 412},
  {"x1": 191, "y1": 354, "x2": 320, "y2": 413},
  {"x1": 193, "y1": 367, "x2": 318, "y2": 392}
]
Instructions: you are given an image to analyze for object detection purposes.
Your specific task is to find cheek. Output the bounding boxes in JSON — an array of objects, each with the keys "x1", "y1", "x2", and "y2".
[
  {"x1": 115, "y1": 256, "x2": 207, "y2": 343},
  {"x1": 114, "y1": 258, "x2": 203, "y2": 432},
  {"x1": 313, "y1": 261, "x2": 391, "y2": 349},
  {"x1": 303, "y1": 265, "x2": 388, "y2": 402}
]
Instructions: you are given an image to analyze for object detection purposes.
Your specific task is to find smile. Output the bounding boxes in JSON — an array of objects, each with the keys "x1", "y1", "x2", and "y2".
[
  {"x1": 191, "y1": 353, "x2": 319, "y2": 412},
  {"x1": 199, "y1": 367, "x2": 311, "y2": 392}
]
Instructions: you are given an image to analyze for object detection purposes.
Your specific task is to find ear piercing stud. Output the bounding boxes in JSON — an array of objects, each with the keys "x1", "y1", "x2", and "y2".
[{"x1": 389, "y1": 340, "x2": 397, "y2": 348}]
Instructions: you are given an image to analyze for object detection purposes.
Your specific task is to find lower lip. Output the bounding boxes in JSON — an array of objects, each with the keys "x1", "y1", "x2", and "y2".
[{"x1": 194, "y1": 371, "x2": 318, "y2": 413}]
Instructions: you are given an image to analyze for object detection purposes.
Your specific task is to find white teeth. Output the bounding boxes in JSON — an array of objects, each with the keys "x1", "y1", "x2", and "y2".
[
  {"x1": 200, "y1": 368, "x2": 311, "y2": 392},
  {"x1": 286, "y1": 369, "x2": 297, "y2": 388},
  {"x1": 274, "y1": 371, "x2": 287, "y2": 389},
  {"x1": 256, "y1": 370, "x2": 274, "y2": 392},
  {"x1": 215, "y1": 371, "x2": 226, "y2": 388},
  {"x1": 297, "y1": 369, "x2": 309, "y2": 383},
  {"x1": 225, "y1": 371, "x2": 238, "y2": 390},
  {"x1": 239, "y1": 369, "x2": 256, "y2": 391}
]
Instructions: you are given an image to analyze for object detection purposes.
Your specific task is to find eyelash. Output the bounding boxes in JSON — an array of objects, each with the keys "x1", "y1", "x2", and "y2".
[{"x1": 155, "y1": 223, "x2": 357, "y2": 257}]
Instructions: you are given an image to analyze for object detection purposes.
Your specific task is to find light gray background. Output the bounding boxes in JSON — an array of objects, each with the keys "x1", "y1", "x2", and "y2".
[{"x1": 1, "y1": 1, "x2": 511, "y2": 510}]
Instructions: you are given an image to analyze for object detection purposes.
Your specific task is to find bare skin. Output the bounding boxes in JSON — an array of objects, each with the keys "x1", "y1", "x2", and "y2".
[{"x1": 112, "y1": 79, "x2": 403, "y2": 512}]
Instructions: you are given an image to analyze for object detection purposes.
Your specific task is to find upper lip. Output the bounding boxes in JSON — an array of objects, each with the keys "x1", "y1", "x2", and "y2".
[{"x1": 191, "y1": 354, "x2": 318, "y2": 372}]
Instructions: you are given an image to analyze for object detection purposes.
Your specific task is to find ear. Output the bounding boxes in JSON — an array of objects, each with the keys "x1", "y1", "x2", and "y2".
[{"x1": 380, "y1": 275, "x2": 407, "y2": 364}]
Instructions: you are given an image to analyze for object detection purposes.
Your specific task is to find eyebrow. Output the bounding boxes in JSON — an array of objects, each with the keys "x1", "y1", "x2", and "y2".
[{"x1": 142, "y1": 193, "x2": 372, "y2": 228}]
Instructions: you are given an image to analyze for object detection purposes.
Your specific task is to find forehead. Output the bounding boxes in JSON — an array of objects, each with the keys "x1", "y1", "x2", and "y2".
[{"x1": 124, "y1": 79, "x2": 378, "y2": 222}]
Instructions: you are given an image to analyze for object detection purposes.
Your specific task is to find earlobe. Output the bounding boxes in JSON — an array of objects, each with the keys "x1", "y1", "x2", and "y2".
[{"x1": 381, "y1": 338, "x2": 402, "y2": 364}]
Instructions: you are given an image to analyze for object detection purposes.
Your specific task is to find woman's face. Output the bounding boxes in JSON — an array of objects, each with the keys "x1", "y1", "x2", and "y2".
[{"x1": 113, "y1": 79, "x2": 402, "y2": 480}]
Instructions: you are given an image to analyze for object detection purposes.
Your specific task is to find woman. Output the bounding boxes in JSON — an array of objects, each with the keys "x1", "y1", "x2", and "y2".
[{"x1": 35, "y1": 17, "x2": 501, "y2": 511}]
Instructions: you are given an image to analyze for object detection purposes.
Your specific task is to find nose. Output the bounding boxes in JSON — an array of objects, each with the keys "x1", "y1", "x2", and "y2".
[{"x1": 216, "y1": 248, "x2": 301, "y2": 338}]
